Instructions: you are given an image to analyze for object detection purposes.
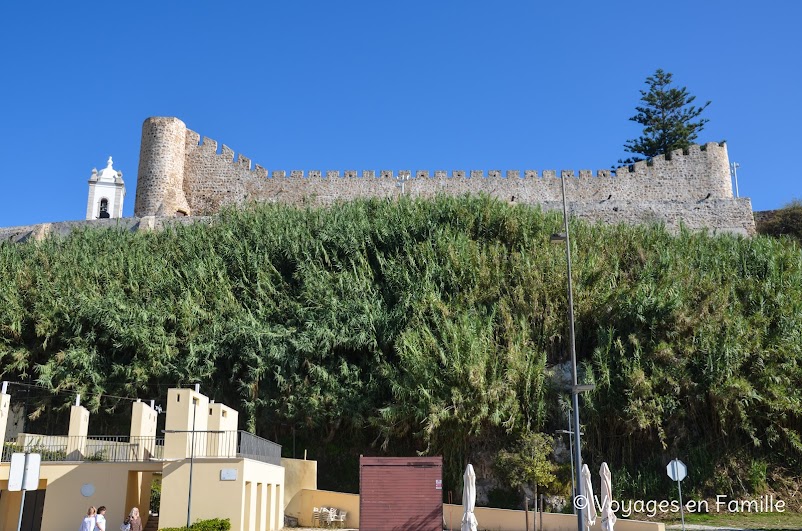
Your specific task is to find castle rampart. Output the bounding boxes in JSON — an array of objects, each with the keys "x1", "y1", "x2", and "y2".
[{"x1": 132, "y1": 117, "x2": 754, "y2": 235}]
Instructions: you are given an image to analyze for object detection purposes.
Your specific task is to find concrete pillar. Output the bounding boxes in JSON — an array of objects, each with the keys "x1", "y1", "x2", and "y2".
[
  {"x1": 130, "y1": 400, "x2": 158, "y2": 460},
  {"x1": 0, "y1": 389, "x2": 10, "y2": 445},
  {"x1": 265, "y1": 484, "x2": 274, "y2": 531},
  {"x1": 257, "y1": 483, "x2": 266, "y2": 531},
  {"x1": 245, "y1": 481, "x2": 255, "y2": 531},
  {"x1": 208, "y1": 402, "x2": 239, "y2": 457},
  {"x1": 164, "y1": 388, "x2": 209, "y2": 459},
  {"x1": 66, "y1": 404, "x2": 89, "y2": 460},
  {"x1": 274, "y1": 483, "x2": 284, "y2": 531}
]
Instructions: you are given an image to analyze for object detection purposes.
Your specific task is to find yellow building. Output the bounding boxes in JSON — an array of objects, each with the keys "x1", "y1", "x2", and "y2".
[{"x1": 0, "y1": 388, "x2": 293, "y2": 531}]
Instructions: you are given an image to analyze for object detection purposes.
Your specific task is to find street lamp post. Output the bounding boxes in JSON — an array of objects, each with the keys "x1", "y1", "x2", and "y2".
[
  {"x1": 730, "y1": 162, "x2": 740, "y2": 198},
  {"x1": 187, "y1": 396, "x2": 198, "y2": 528},
  {"x1": 551, "y1": 174, "x2": 586, "y2": 531},
  {"x1": 556, "y1": 427, "x2": 576, "y2": 514}
]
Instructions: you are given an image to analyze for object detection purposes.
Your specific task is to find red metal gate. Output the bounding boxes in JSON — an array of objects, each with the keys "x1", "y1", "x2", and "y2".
[{"x1": 359, "y1": 456, "x2": 443, "y2": 531}]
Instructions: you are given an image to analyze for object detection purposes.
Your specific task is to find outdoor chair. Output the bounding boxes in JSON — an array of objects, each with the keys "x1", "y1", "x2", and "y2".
[
  {"x1": 333, "y1": 509, "x2": 347, "y2": 528},
  {"x1": 320, "y1": 507, "x2": 333, "y2": 527}
]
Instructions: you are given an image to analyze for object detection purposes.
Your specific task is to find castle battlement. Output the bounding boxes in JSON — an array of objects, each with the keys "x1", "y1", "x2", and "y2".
[
  {"x1": 133, "y1": 117, "x2": 753, "y2": 235},
  {"x1": 177, "y1": 119, "x2": 729, "y2": 184}
]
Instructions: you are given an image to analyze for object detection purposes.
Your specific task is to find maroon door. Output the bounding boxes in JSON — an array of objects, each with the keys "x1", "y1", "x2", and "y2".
[{"x1": 360, "y1": 456, "x2": 443, "y2": 531}]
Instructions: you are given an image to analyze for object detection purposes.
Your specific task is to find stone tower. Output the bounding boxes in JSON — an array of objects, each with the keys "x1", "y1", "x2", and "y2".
[
  {"x1": 86, "y1": 156, "x2": 125, "y2": 220},
  {"x1": 135, "y1": 117, "x2": 191, "y2": 217}
]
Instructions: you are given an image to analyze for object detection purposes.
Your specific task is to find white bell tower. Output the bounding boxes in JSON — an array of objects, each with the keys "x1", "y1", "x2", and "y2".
[{"x1": 86, "y1": 156, "x2": 126, "y2": 219}]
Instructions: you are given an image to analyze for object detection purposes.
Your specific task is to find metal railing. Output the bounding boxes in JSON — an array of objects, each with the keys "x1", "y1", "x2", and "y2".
[
  {"x1": 237, "y1": 431, "x2": 282, "y2": 466},
  {"x1": 162, "y1": 430, "x2": 282, "y2": 466},
  {"x1": 1, "y1": 430, "x2": 281, "y2": 466},
  {"x1": 163, "y1": 429, "x2": 240, "y2": 459},
  {"x1": 1, "y1": 434, "x2": 164, "y2": 463}
]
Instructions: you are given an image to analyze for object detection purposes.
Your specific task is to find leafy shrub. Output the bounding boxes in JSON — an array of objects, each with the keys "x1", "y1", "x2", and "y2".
[
  {"x1": 160, "y1": 518, "x2": 230, "y2": 531},
  {"x1": 3, "y1": 441, "x2": 67, "y2": 462},
  {"x1": 150, "y1": 475, "x2": 161, "y2": 513},
  {"x1": 748, "y1": 459, "x2": 769, "y2": 492},
  {"x1": 86, "y1": 449, "x2": 106, "y2": 461},
  {"x1": 190, "y1": 519, "x2": 231, "y2": 531}
]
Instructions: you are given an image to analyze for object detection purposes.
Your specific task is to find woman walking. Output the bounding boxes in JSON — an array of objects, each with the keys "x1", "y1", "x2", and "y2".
[
  {"x1": 79, "y1": 507, "x2": 96, "y2": 531},
  {"x1": 123, "y1": 507, "x2": 142, "y2": 531}
]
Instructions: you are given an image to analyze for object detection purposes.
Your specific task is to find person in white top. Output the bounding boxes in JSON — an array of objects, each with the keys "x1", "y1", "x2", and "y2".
[
  {"x1": 95, "y1": 506, "x2": 107, "y2": 531},
  {"x1": 79, "y1": 507, "x2": 96, "y2": 531}
]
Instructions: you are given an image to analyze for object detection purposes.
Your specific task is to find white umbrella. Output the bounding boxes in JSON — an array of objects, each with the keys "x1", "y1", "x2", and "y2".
[
  {"x1": 581, "y1": 464, "x2": 597, "y2": 530},
  {"x1": 600, "y1": 462, "x2": 617, "y2": 531},
  {"x1": 461, "y1": 464, "x2": 478, "y2": 531}
]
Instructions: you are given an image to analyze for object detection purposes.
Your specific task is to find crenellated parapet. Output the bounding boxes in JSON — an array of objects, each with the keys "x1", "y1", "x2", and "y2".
[{"x1": 133, "y1": 117, "x2": 753, "y2": 235}]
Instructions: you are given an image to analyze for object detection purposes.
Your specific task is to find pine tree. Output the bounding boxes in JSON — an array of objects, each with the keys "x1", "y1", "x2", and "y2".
[{"x1": 623, "y1": 69, "x2": 711, "y2": 162}]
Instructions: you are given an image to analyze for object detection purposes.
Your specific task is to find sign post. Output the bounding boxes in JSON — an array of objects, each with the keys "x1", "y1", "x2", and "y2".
[
  {"x1": 9, "y1": 452, "x2": 41, "y2": 531},
  {"x1": 666, "y1": 458, "x2": 687, "y2": 531}
]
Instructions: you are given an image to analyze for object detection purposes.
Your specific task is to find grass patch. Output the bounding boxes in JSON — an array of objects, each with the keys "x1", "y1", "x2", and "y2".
[{"x1": 667, "y1": 509, "x2": 802, "y2": 530}]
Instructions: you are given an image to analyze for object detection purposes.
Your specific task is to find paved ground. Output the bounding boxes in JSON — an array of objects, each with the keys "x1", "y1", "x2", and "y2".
[
  {"x1": 289, "y1": 524, "x2": 762, "y2": 530},
  {"x1": 291, "y1": 527, "x2": 756, "y2": 531}
]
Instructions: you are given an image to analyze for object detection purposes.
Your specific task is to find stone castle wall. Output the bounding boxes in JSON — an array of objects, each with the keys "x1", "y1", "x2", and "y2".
[{"x1": 129, "y1": 116, "x2": 754, "y2": 235}]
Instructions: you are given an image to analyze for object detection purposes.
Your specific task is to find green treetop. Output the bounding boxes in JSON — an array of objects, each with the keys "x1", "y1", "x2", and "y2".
[{"x1": 623, "y1": 69, "x2": 711, "y2": 162}]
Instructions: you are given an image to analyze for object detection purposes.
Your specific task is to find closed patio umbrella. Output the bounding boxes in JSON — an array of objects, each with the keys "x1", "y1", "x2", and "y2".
[
  {"x1": 461, "y1": 464, "x2": 478, "y2": 531},
  {"x1": 600, "y1": 462, "x2": 617, "y2": 531},
  {"x1": 581, "y1": 464, "x2": 597, "y2": 530}
]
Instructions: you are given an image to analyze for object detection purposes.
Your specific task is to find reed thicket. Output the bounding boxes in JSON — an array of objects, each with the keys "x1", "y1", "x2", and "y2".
[{"x1": 1, "y1": 195, "x2": 800, "y2": 500}]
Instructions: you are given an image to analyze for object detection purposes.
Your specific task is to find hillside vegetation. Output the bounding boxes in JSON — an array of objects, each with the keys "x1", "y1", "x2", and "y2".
[
  {"x1": 756, "y1": 200, "x2": 802, "y2": 242},
  {"x1": 1, "y1": 196, "x2": 801, "y2": 502}
]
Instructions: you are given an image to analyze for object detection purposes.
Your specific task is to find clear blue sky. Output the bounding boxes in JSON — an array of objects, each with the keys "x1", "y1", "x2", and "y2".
[{"x1": 1, "y1": 1, "x2": 800, "y2": 228}]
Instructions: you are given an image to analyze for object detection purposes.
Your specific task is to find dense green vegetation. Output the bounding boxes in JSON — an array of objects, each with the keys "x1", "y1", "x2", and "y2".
[
  {"x1": 757, "y1": 200, "x2": 802, "y2": 242},
  {"x1": 1, "y1": 196, "x2": 801, "y2": 504},
  {"x1": 161, "y1": 518, "x2": 230, "y2": 531}
]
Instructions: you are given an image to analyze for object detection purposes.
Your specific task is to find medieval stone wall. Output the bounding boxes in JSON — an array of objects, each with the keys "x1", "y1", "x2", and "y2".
[{"x1": 131, "y1": 117, "x2": 754, "y2": 235}]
